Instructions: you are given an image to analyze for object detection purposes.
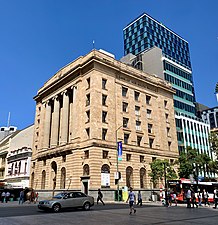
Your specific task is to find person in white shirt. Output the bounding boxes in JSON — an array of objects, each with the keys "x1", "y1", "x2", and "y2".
[
  {"x1": 186, "y1": 188, "x2": 191, "y2": 208},
  {"x1": 213, "y1": 187, "x2": 218, "y2": 209},
  {"x1": 126, "y1": 187, "x2": 136, "y2": 215}
]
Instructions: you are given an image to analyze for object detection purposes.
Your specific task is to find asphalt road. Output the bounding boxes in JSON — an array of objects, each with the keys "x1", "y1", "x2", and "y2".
[{"x1": 0, "y1": 203, "x2": 218, "y2": 225}]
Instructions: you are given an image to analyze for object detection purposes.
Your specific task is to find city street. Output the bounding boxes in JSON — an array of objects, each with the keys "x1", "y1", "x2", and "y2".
[{"x1": 0, "y1": 202, "x2": 218, "y2": 225}]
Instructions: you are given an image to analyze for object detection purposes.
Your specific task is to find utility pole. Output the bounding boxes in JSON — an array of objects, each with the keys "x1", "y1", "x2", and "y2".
[
  {"x1": 116, "y1": 125, "x2": 122, "y2": 201},
  {"x1": 164, "y1": 162, "x2": 168, "y2": 206}
]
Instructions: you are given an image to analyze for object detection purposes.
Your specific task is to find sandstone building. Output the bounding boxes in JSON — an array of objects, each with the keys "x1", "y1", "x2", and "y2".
[{"x1": 31, "y1": 49, "x2": 179, "y2": 200}]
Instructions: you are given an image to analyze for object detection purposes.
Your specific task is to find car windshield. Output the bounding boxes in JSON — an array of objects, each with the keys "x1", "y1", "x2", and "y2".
[{"x1": 53, "y1": 193, "x2": 67, "y2": 199}]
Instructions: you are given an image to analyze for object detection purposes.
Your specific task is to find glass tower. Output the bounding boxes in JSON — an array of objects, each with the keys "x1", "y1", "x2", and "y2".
[{"x1": 122, "y1": 13, "x2": 213, "y2": 171}]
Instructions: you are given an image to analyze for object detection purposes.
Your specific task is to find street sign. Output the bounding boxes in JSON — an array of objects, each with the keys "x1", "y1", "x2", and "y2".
[{"x1": 117, "y1": 141, "x2": 122, "y2": 161}]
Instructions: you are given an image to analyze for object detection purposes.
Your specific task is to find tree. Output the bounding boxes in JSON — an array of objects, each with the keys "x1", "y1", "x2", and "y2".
[
  {"x1": 209, "y1": 131, "x2": 218, "y2": 157},
  {"x1": 149, "y1": 159, "x2": 177, "y2": 188},
  {"x1": 178, "y1": 147, "x2": 213, "y2": 179}
]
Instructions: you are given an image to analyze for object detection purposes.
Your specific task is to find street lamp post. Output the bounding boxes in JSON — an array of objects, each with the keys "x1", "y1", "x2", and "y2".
[
  {"x1": 163, "y1": 162, "x2": 169, "y2": 207},
  {"x1": 116, "y1": 125, "x2": 123, "y2": 201}
]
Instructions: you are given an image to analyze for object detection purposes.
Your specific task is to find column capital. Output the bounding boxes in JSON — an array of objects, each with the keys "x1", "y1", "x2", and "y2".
[
  {"x1": 61, "y1": 90, "x2": 69, "y2": 96},
  {"x1": 52, "y1": 95, "x2": 60, "y2": 101}
]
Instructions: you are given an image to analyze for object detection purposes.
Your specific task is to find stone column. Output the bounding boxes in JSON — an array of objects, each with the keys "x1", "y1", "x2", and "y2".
[
  {"x1": 71, "y1": 86, "x2": 77, "y2": 140},
  {"x1": 43, "y1": 101, "x2": 51, "y2": 149},
  {"x1": 50, "y1": 96, "x2": 60, "y2": 147},
  {"x1": 60, "y1": 90, "x2": 69, "y2": 145}
]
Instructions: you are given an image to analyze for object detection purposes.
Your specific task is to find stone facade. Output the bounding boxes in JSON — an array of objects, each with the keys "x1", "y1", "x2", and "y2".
[{"x1": 31, "y1": 50, "x2": 179, "y2": 200}]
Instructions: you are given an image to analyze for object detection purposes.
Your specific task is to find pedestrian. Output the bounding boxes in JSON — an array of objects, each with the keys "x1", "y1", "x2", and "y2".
[
  {"x1": 97, "y1": 188, "x2": 105, "y2": 205},
  {"x1": 191, "y1": 188, "x2": 198, "y2": 208},
  {"x1": 137, "y1": 190, "x2": 142, "y2": 206},
  {"x1": 5, "y1": 191, "x2": 10, "y2": 203},
  {"x1": 173, "y1": 191, "x2": 177, "y2": 206},
  {"x1": 31, "y1": 190, "x2": 35, "y2": 203},
  {"x1": 186, "y1": 188, "x2": 191, "y2": 208},
  {"x1": 19, "y1": 190, "x2": 24, "y2": 204},
  {"x1": 34, "y1": 192, "x2": 39, "y2": 203},
  {"x1": 197, "y1": 190, "x2": 202, "y2": 206},
  {"x1": 213, "y1": 187, "x2": 218, "y2": 209},
  {"x1": 126, "y1": 187, "x2": 136, "y2": 215},
  {"x1": 1, "y1": 191, "x2": 6, "y2": 203},
  {"x1": 202, "y1": 189, "x2": 210, "y2": 206}
]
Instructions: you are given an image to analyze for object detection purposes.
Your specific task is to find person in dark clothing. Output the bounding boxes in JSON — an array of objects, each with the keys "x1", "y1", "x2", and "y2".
[
  {"x1": 97, "y1": 189, "x2": 105, "y2": 205},
  {"x1": 191, "y1": 188, "x2": 198, "y2": 208},
  {"x1": 137, "y1": 190, "x2": 142, "y2": 206}
]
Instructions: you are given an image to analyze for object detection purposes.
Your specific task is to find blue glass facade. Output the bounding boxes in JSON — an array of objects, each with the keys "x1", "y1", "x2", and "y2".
[
  {"x1": 123, "y1": 13, "x2": 196, "y2": 116},
  {"x1": 123, "y1": 13, "x2": 191, "y2": 70}
]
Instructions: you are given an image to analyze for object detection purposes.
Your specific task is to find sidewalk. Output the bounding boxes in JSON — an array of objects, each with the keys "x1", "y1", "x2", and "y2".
[{"x1": 0, "y1": 201, "x2": 37, "y2": 207}]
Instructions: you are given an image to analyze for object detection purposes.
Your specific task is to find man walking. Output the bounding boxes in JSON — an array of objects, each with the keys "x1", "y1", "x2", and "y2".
[
  {"x1": 5, "y1": 191, "x2": 10, "y2": 203},
  {"x1": 19, "y1": 190, "x2": 24, "y2": 204},
  {"x1": 126, "y1": 187, "x2": 136, "y2": 215},
  {"x1": 186, "y1": 188, "x2": 191, "y2": 208},
  {"x1": 97, "y1": 189, "x2": 105, "y2": 205},
  {"x1": 137, "y1": 190, "x2": 142, "y2": 206},
  {"x1": 213, "y1": 187, "x2": 218, "y2": 209}
]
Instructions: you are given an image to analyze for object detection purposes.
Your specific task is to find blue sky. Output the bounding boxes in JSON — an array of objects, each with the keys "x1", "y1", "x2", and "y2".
[{"x1": 0, "y1": 0, "x2": 217, "y2": 129}]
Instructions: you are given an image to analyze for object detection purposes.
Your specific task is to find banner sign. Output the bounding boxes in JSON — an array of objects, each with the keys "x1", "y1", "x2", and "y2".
[{"x1": 118, "y1": 141, "x2": 122, "y2": 161}]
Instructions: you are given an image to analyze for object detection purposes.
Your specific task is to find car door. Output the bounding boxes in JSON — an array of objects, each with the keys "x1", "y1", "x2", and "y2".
[
  {"x1": 73, "y1": 192, "x2": 87, "y2": 207},
  {"x1": 61, "y1": 192, "x2": 74, "y2": 208}
]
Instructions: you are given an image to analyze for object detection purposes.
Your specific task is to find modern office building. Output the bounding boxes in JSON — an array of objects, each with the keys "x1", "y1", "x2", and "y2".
[
  {"x1": 122, "y1": 13, "x2": 213, "y2": 172},
  {"x1": 31, "y1": 49, "x2": 179, "y2": 200}
]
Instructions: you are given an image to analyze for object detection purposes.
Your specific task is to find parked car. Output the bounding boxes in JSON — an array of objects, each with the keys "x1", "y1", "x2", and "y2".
[{"x1": 38, "y1": 191, "x2": 94, "y2": 212}]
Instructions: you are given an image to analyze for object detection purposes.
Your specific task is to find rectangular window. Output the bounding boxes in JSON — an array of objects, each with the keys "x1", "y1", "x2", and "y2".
[
  {"x1": 86, "y1": 94, "x2": 90, "y2": 106},
  {"x1": 149, "y1": 138, "x2": 154, "y2": 148},
  {"x1": 86, "y1": 110, "x2": 90, "y2": 123},
  {"x1": 168, "y1": 141, "x2": 171, "y2": 151},
  {"x1": 102, "y1": 128, "x2": 107, "y2": 140},
  {"x1": 148, "y1": 123, "x2": 153, "y2": 133},
  {"x1": 135, "y1": 106, "x2": 140, "y2": 115},
  {"x1": 147, "y1": 109, "x2": 152, "y2": 119},
  {"x1": 102, "y1": 78, "x2": 107, "y2": 90},
  {"x1": 124, "y1": 133, "x2": 129, "y2": 144},
  {"x1": 137, "y1": 136, "x2": 142, "y2": 146},
  {"x1": 164, "y1": 100, "x2": 168, "y2": 108},
  {"x1": 167, "y1": 127, "x2": 170, "y2": 136},
  {"x1": 126, "y1": 154, "x2": 131, "y2": 161},
  {"x1": 84, "y1": 150, "x2": 89, "y2": 159},
  {"x1": 140, "y1": 155, "x2": 144, "y2": 163},
  {"x1": 102, "y1": 111, "x2": 107, "y2": 123},
  {"x1": 134, "y1": 91, "x2": 140, "y2": 101},
  {"x1": 87, "y1": 77, "x2": 90, "y2": 89},
  {"x1": 122, "y1": 102, "x2": 128, "y2": 112},
  {"x1": 122, "y1": 87, "x2": 128, "y2": 97},
  {"x1": 102, "y1": 94, "x2": 107, "y2": 106},
  {"x1": 146, "y1": 95, "x2": 151, "y2": 105},
  {"x1": 123, "y1": 118, "x2": 129, "y2": 128},
  {"x1": 165, "y1": 113, "x2": 169, "y2": 122},
  {"x1": 86, "y1": 128, "x2": 90, "y2": 138},
  {"x1": 103, "y1": 150, "x2": 108, "y2": 159},
  {"x1": 136, "y1": 120, "x2": 141, "y2": 131}
]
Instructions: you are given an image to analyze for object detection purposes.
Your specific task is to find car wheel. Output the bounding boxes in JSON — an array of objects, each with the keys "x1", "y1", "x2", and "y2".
[
  {"x1": 52, "y1": 203, "x2": 61, "y2": 213},
  {"x1": 83, "y1": 202, "x2": 90, "y2": 210}
]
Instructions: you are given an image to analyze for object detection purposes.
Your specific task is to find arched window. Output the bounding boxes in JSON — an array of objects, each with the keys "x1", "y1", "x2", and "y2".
[
  {"x1": 60, "y1": 167, "x2": 66, "y2": 189},
  {"x1": 101, "y1": 164, "x2": 110, "y2": 187},
  {"x1": 101, "y1": 164, "x2": 110, "y2": 173},
  {"x1": 126, "y1": 166, "x2": 133, "y2": 188},
  {"x1": 83, "y1": 164, "x2": 90, "y2": 176},
  {"x1": 41, "y1": 170, "x2": 46, "y2": 189},
  {"x1": 140, "y1": 167, "x2": 146, "y2": 188},
  {"x1": 51, "y1": 161, "x2": 57, "y2": 190},
  {"x1": 31, "y1": 172, "x2": 34, "y2": 188}
]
